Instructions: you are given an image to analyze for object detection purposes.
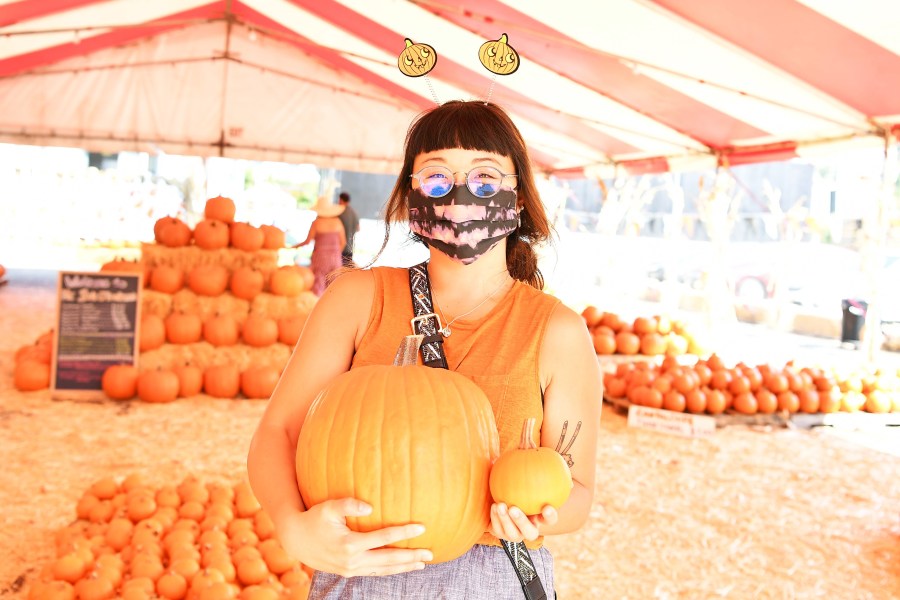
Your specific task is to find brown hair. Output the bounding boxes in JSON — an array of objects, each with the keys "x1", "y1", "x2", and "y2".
[{"x1": 375, "y1": 100, "x2": 552, "y2": 289}]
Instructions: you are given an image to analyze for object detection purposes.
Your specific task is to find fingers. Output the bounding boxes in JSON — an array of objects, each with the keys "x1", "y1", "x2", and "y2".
[
  {"x1": 490, "y1": 503, "x2": 540, "y2": 542},
  {"x1": 321, "y1": 497, "x2": 372, "y2": 522},
  {"x1": 333, "y1": 547, "x2": 432, "y2": 578},
  {"x1": 347, "y1": 523, "x2": 427, "y2": 555}
]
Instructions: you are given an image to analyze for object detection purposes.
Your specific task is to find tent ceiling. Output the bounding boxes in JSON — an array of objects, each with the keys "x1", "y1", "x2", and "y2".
[{"x1": 0, "y1": 0, "x2": 898, "y2": 176}]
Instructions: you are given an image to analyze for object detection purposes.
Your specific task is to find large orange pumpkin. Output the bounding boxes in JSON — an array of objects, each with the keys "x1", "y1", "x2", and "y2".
[
  {"x1": 488, "y1": 418, "x2": 572, "y2": 516},
  {"x1": 14, "y1": 359, "x2": 51, "y2": 391},
  {"x1": 137, "y1": 370, "x2": 180, "y2": 403},
  {"x1": 296, "y1": 363, "x2": 499, "y2": 564},
  {"x1": 101, "y1": 365, "x2": 139, "y2": 400}
]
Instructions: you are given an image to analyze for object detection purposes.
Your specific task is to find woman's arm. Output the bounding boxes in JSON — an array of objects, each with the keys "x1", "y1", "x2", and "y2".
[
  {"x1": 293, "y1": 219, "x2": 317, "y2": 248},
  {"x1": 490, "y1": 302, "x2": 602, "y2": 540},
  {"x1": 247, "y1": 270, "x2": 432, "y2": 576}
]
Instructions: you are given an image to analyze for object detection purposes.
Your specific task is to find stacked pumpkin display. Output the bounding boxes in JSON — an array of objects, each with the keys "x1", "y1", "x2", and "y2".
[
  {"x1": 27, "y1": 474, "x2": 312, "y2": 600},
  {"x1": 122, "y1": 196, "x2": 316, "y2": 402},
  {"x1": 603, "y1": 354, "x2": 900, "y2": 416},
  {"x1": 581, "y1": 306, "x2": 709, "y2": 358}
]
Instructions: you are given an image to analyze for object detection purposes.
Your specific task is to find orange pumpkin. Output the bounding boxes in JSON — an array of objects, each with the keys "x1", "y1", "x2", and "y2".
[
  {"x1": 165, "y1": 312, "x2": 203, "y2": 344},
  {"x1": 137, "y1": 370, "x2": 180, "y2": 403},
  {"x1": 101, "y1": 365, "x2": 140, "y2": 400},
  {"x1": 149, "y1": 266, "x2": 184, "y2": 294},
  {"x1": 277, "y1": 314, "x2": 308, "y2": 346},
  {"x1": 204, "y1": 366, "x2": 241, "y2": 399},
  {"x1": 15, "y1": 342, "x2": 52, "y2": 365},
  {"x1": 240, "y1": 366, "x2": 281, "y2": 400},
  {"x1": 154, "y1": 216, "x2": 181, "y2": 241},
  {"x1": 296, "y1": 364, "x2": 499, "y2": 564},
  {"x1": 614, "y1": 331, "x2": 640, "y2": 355},
  {"x1": 241, "y1": 315, "x2": 279, "y2": 347},
  {"x1": 489, "y1": 418, "x2": 572, "y2": 516},
  {"x1": 205, "y1": 196, "x2": 236, "y2": 223},
  {"x1": 14, "y1": 359, "x2": 51, "y2": 391},
  {"x1": 230, "y1": 222, "x2": 265, "y2": 252},
  {"x1": 193, "y1": 219, "x2": 230, "y2": 250},
  {"x1": 269, "y1": 267, "x2": 305, "y2": 297},
  {"x1": 397, "y1": 38, "x2": 437, "y2": 77},
  {"x1": 203, "y1": 314, "x2": 240, "y2": 347},
  {"x1": 229, "y1": 267, "x2": 264, "y2": 301},
  {"x1": 157, "y1": 218, "x2": 193, "y2": 248},
  {"x1": 188, "y1": 265, "x2": 229, "y2": 297},
  {"x1": 260, "y1": 225, "x2": 286, "y2": 249},
  {"x1": 140, "y1": 314, "x2": 166, "y2": 352}
]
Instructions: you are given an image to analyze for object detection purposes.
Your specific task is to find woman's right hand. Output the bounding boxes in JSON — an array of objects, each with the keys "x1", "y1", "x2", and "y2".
[{"x1": 278, "y1": 497, "x2": 433, "y2": 578}]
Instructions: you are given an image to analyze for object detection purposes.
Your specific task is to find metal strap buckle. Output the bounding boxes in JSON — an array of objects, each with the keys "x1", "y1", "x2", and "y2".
[{"x1": 410, "y1": 312, "x2": 443, "y2": 334}]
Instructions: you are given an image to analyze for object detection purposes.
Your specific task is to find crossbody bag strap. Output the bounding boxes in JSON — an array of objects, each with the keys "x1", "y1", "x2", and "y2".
[{"x1": 406, "y1": 261, "x2": 548, "y2": 600}]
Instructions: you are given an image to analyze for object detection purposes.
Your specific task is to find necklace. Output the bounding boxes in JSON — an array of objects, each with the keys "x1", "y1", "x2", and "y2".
[{"x1": 433, "y1": 277, "x2": 510, "y2": 337}]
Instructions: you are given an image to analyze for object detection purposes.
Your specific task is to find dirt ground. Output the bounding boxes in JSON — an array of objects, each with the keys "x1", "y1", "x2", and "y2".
[{"x1": 1, "y1": 273, "x2": 899, "y2": 599}]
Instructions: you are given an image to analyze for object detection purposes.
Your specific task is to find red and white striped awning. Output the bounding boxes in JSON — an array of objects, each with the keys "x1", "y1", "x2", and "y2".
[{"x1": 1, "y1": 0, "x2": 898, "y2": 176}]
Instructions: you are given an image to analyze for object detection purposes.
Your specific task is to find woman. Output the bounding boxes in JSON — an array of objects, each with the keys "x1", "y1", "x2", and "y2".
[
  {"x1": 248, "y1": 101, "x2": 601, "y2": 599},
  {"x1": 295, "y1": 195, "x2": 347, "y2": 296}
]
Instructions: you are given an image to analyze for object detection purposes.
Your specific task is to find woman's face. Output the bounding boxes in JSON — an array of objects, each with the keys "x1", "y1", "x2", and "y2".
[{"x1": 411, "y1": 148, "x2": 516, "y2": 196}]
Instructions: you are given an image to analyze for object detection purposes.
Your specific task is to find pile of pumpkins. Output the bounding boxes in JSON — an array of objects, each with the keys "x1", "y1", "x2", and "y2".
[
  {"x1": 27, "y1": 474, "x2": 312, "y2": 600},
  {"x1": 603, "y1": 354, "x2": 900, "y2": 415},
  {"x1": 12, "y1": 328, "x2": 54, "y2": 392},
  {"x1": 581, "y1": 307, "x2": 708, "y2": 357}
]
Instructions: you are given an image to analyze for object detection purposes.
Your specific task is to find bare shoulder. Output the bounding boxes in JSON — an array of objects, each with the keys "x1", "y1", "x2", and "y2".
[{"x1": 544, "y1": 301, "x2": 592, "y2": 347}]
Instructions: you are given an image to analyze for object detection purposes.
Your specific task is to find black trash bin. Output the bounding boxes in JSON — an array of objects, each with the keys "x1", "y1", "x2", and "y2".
[{"x1": 840, "y1": 299, "x2": 868, "y2": 343}]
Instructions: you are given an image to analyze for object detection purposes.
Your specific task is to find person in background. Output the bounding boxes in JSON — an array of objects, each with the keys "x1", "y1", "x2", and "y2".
[
  {"x1": 337, "y1": 191, "x2": 360, "y2": 266},
  {"x1": 248, "y1": 100, "x2": 601, "y2": 599},
  {"x1": 294, "y1": 195, "x2": 346, "y2": 296}
]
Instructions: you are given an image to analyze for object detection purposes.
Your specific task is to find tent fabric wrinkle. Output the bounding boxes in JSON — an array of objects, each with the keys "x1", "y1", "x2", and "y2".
[{"x1": 0, "y1": 0, "x2": 897, "y2": 176}]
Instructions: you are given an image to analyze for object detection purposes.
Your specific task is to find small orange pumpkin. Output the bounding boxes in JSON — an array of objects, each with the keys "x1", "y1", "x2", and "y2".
[
  {"x1": 240, "y1": 366, "x2": 281, "y2": 399},
  {"x1": 101, "y1": 365, "x2": 140, "y2": 400},
  {"x1": 241, "y1": 315, "x2": 279, "y2": 347},
  {"x1": 149, "y1": 266, "x2": 184, "y2": 294},
  {"x1": 260, "y1": 225, "x2": 286, "y2": 249},
  {"x1": 277, "y1": 314, "x2": 308, "y2": 346},
  {"x1": 478, "y1": 33, "x2": 519, "y2": 75},
  {"x1": 193, "y1": 219, "x2": 230, "y2": 250},
  {"x1": 203, "y1": 366, "x2": 241, "y2": 399},
  {"x1": 203, "y1": 314, "x2": 240, "y2": 347},
  {"x1": 165, "y1": 312, "x2": 203, "y2": 344},
  {"x1": 14, "y1": 359, "x2": 51, "y2": 391},
  {"x1": 157, "y1": 219, "x2": 193, "y2": 248},
  {"x1": 230, "y1": 222, "x2": 265, "y2": 252},
  {"x1": 188, "y1": 265, "x2": 229, "y2": 297},
  {"x1": 489, "y1": 418, "x2": 572, "y2": 516},
  {"x1": 137, "y1": 370, "x2": 180, "y2": 404},
  {"x1": 230, "y1": 267, "x2": 264, "y2": 300},
  {"x1": 205, "y1": 196, "x2": 236, "y2": 223},
  {"x1": 397, "y1": 38, "x2": 437, "y2": 77},
  {"x1": 269, "y1": 267, "x2": 305, "y2": 297},
  {"x1": 139, "y1": 314, "x2": 166, "y2": 352}
]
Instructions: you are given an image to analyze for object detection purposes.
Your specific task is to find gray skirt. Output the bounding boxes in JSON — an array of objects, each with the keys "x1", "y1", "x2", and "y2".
[{"x1": 309, "y1": 544, "x2": 555, "y2": 599}]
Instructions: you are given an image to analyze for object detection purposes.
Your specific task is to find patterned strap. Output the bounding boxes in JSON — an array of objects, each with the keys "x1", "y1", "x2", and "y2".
[
  {"x1": 406, "y1": 261, "x2": 547, "y2": 600},
  {"x1": 408, "y1": 262, "x2": 448, "y2": 369}
]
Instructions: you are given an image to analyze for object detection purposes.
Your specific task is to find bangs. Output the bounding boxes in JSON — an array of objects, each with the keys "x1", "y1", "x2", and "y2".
[{"x1": 406, "y1": 101, "x2": 520, "y2": 159}]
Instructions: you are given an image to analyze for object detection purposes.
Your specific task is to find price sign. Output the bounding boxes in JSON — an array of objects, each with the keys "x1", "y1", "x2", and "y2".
[{"x1": 51, "y1": 271, "x2": 142, "y2": 399}]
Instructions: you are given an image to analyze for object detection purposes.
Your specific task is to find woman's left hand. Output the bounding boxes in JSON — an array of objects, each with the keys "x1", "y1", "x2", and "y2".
[{"x1": 489, "y1": 503, "x2": 558, "y2": 543}]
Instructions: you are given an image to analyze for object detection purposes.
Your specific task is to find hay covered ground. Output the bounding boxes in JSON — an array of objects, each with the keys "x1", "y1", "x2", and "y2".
[{"x1": 1, "y1": 270, "x2": 899, "y2": 599}]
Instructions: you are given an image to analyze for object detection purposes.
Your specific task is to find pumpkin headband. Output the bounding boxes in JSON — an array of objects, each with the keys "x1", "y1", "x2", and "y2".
[{"x1": 397, "y1": 33, "x2": 520, "y2": 104}]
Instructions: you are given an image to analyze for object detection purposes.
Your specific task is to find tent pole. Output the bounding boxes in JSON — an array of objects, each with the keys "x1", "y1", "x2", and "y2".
[{"x1": 861, "y1": 131, "x2": 898, "y2": 363}]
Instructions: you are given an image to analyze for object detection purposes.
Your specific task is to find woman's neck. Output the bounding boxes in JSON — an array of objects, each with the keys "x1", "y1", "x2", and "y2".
[{"x1": 426, "y1": 242, "x2": 514, "y2": 319}]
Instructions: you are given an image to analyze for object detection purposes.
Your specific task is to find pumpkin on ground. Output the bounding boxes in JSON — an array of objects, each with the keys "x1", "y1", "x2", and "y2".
[
  {"x1": 14, "y1": 359, "x2": 51, "y2": 391},
  {"x1": 204, "y1": 366, "x2": 241, "y2": 398},
  {"x1": 137, "y1": 370, "x2": 180, "y2": 403},
  {"x1": 101, "y1": 365, "x2": 140, "y2": 400},
  {"x1": 489, "y1": 418, "x2": 572, "y2": 516},
  {"x1": 172, "y1": 364, "x2": 203, "y2": 397},
  {"x1": 296, "y1": 362, "x2": 500, "y2": 564}
]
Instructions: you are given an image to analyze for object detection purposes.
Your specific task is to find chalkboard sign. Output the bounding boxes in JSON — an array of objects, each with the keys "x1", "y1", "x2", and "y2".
[{"x1": 51, "y1": 271, "x2": 142, "y2": 399}]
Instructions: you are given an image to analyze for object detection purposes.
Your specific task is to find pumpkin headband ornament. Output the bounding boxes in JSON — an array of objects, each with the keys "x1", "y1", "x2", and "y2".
[{"x1": 397, "y1": 33, "x2": 520, "y2": 104}]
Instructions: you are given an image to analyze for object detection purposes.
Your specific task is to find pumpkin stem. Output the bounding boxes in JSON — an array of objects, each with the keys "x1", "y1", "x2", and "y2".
[
  {"x1": 392, "y1": 334, "x2": 424, "y2": 367},
  {"x1": 405, "y1": 38, "x2": 413, "y2": 48},
  {"x1": 499, "y1": 33, "x2": 508, "y2": 43},
  {"x1": 519, "y1": 418, "x2": 537, "y2": 450}
]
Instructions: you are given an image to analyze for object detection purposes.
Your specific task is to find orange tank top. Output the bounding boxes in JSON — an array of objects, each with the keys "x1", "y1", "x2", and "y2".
[{"x1": 352, "y1": 266, "x2": 561, "y2": 549}]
